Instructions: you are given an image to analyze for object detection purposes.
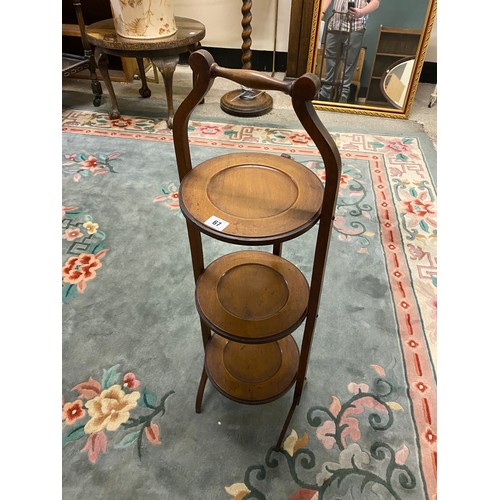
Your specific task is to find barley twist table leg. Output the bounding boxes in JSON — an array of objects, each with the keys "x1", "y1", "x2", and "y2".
[{"x1": 241, "y1": 0, "x2": 253, "y2": 70}]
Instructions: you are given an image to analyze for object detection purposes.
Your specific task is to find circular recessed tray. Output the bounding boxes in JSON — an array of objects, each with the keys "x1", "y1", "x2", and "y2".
[
  {"x1": 179, "y1": 152, "x2": 324, "y2": 244},
  {"x1": 205, "y1": 334, "x2": 299, "y2": 404},
  {"x1": 196, "y1": 250, "x2": 309, "y2": 343}
]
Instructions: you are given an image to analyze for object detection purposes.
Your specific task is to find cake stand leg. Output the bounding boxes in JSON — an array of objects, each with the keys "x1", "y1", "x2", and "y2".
[
  {"x1": 195, "y1": 367, "x2": 208, "y2": 413},
  {"x1": 275, "y1": 395, "x2": 299, "y2": 451},
  {"x1": 196, "y1": 320, "x2": 212, "y2": 412}
]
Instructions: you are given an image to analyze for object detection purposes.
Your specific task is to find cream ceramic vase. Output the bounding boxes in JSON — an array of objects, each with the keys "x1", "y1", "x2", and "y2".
[{"x1": 109, "y1": 0, "x2": 177, "y2": 39}]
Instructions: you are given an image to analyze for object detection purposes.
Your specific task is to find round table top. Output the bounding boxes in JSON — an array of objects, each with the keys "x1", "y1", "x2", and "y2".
[{"x1": 86, "y1": 16, "x2": 205, "y2": 53}]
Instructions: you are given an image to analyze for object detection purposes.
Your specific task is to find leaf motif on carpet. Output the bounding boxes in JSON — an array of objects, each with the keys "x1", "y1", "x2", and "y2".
[{"x1": 225, "y1": 365, "x2": 421, "y2": 499}]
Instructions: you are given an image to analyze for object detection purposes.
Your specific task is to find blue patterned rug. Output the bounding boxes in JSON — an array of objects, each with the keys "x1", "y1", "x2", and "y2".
[{"x1": 62, "y1": 108, "x2": 437, "y2": 499}]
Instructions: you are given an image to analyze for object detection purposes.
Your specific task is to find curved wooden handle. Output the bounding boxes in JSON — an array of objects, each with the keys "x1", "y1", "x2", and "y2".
[
  {"x1": 175, "y1": 50, "x2": 332, "y2": 183},
  {"x1": 212, "y1": 64, "x2": 293, "y2": 94},
  {"x1": 189, "y1": 49, "x2": 321, "y2": 100}
]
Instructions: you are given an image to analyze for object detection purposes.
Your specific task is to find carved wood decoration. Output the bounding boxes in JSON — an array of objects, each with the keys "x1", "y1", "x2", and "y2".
[{"x1": 241, "y1": 0, "x2": 252, "y2": 69}]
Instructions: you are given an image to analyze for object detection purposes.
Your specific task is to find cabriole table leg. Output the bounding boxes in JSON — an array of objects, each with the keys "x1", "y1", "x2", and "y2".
[
  {"x1": 94, "y1": 48, "x2": 121, "y2": 120},
  {"x1": 136, "y1": 57, "x2": 152, "y2": 98},
  {"x1": 152, "y1": 55, "x2": 180, "y2": 129}
]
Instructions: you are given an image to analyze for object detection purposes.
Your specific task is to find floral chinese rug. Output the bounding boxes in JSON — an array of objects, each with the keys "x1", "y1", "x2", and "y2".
[{"x1": 62, "y1": 108, "x2": 437, "y2": 499}]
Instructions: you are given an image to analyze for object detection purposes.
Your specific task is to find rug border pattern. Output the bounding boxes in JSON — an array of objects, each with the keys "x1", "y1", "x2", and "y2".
[{"x1": 62, "y1": 110, "x2": 437, "y2": 497}]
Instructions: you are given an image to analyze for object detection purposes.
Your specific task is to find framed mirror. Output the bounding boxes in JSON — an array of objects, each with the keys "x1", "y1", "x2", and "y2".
[
  {"x1": 380, "y1": 56, "x2": 415, "y2": 109},
  {"x1": 308, "y1": 0, "x2": 436, "y2": 118}
]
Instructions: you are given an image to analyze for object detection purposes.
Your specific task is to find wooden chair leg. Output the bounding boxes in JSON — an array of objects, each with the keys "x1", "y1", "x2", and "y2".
[
  {"x1": 136, "y1": 58, "x2": 152, "y2": 98},
  {"x1": 72, "y1": 0, "x2": 102, "y2": 107},
  {"x1": 90, "y1": 78, "x2": 103, "y2": 107},
  {"x1": 95, "y1": 48, "x2": 121, "y2": 119},
  {"x1": 85, "y1": 49, "x2": 102, "y2": 106}
]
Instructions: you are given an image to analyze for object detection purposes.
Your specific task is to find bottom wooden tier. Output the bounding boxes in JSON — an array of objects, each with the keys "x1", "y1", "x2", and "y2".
[{"x1": 205, "y1": 334, "x2": 299, "y2": 404}]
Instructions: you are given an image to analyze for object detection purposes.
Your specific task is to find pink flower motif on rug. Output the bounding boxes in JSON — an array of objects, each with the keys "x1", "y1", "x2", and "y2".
[
  {"x1": 394, "y1": 183, "x2": 437, "y2": 239},
  {"x1": 111, "y1": 118, "x2": 133, "y2": 128},
  {"x1": 62, "y1": 206, "x2": 109, "y2": 303},
  {"x1": 62, "y1": 399, "x2": 85, "y2": 425},
  {"x1": 154, "y1": 182, "x2": 183, "y2": 216},
  {"x1": 199, "y1": 125, "x2": 224, "y2": 135},
  {"x1": 63, "y1": 152, "x2": 121, "y2": 182},
  {"x1": 369, "y1": 137, "x2": 420, "y2": 163},
  {"x1": 403, "y1": 196, "x2": 436, "y2": 222},
  {"x1": 62, "y1": 227, "x2": 84, "y2": 241},
  {"x1": 62, "y1": 252, "x2": 106, "y2": 292},
  {"x1": 289, "y1": 133, "x2": 311, "y2": 144}
]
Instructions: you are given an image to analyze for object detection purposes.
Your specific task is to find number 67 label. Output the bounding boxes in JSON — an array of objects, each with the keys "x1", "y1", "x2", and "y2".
[{"x1": 204, "y1": 215, "x2": 230, "y2": 231}]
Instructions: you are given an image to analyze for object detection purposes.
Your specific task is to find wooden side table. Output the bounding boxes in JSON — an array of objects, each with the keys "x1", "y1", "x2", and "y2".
[{"x1": 86, "y1": 16, "x2": 205, "y2": 127}]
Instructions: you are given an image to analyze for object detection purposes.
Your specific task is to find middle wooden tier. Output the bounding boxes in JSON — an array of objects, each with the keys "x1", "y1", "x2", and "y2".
[{"x1": 196, "y1": 250, "x2": 310, "y2": 343}]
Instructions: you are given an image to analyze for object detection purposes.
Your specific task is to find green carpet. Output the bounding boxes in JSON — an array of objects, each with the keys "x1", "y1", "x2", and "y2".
[{"x1": 62, "y1": 107, "x2": 437, "y2": 499}]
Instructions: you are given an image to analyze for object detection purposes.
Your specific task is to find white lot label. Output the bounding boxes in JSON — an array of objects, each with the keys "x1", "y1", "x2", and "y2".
[{"x1": 204, "y1": 216, "x2": 229, "y2": 231}]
